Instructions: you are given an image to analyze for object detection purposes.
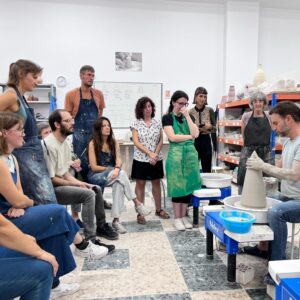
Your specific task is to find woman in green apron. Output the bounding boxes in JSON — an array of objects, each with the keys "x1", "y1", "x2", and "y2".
[{"x1": 162, "y1": 90, "x2": 201, "y2": 231}]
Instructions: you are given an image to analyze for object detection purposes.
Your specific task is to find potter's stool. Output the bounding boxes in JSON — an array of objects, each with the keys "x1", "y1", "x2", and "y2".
[
  {"x1": 192, "y1": 188, "x2": 221, "y2": 226},
  {"x1": 290, "y1": 223, "x2": 300, "y2": 259}
]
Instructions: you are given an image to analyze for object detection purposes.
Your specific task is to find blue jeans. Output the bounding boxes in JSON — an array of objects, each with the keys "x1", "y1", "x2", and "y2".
[
  {"x1": 0, "y1": 255, "x2": 52, "y2": 300},
  {"x1": 267, "y1": 194, "x2": 300, "y2": 260}
]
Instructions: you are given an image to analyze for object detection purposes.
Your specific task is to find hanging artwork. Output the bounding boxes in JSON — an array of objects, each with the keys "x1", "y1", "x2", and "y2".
[{"x1": 115, "y1": 52, "x2": 142, "y2": 72}]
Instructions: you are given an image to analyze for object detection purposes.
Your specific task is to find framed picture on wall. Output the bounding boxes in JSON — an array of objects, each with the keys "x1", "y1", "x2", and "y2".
[{"x1": 115, "y1": 52, "x2": 142, "y2": 72}]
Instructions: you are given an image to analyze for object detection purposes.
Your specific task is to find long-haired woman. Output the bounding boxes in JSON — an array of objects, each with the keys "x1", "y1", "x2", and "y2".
[{"x1": 87, "y1": 117, "x2": 151, "y2": 233}]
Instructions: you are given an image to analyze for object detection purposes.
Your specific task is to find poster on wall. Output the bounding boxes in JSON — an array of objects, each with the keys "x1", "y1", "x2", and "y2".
[{"x1": 115, "y1": 52, "x2": 142, "y2": 72}]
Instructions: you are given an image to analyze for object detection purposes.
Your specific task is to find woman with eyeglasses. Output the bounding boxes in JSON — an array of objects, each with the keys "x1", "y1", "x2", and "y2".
[
  {"x1": 162, "y1": 90, "x2": 201, "y2": 231},
  {"x1": 189, "y1": 87, "x2": 216, "y2": 173},
  {"x1": 0, "y1": 59, "x2": 56, "y2": 205},
  {"x1": 87, "y1": 117, "x2": 151, "y2": 234}
]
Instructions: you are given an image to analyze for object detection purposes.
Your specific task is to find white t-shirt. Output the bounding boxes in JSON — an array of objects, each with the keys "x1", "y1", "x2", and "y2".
[
  {"x1": 281, "y1": 135, "x2": 300, "y2": 199},
  {"x1": 130, "y1": 118, "x2": 163, "y2": 162},
  {"x1": 42, "y1": 133, "x2": 72, "y2": 178}
]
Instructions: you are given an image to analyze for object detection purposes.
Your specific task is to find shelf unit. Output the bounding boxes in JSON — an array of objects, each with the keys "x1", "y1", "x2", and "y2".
[
  {"x1": 217, "y1": 92, "x2": 300, "y2": 168},
  {"x1": 0, "y1": 83, "x2": 56, "y2": 121}
]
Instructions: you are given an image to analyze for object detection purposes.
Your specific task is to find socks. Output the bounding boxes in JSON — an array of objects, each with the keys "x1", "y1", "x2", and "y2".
[{"x1": 75, "y1": 239, "x2": 89, "y2": 250}]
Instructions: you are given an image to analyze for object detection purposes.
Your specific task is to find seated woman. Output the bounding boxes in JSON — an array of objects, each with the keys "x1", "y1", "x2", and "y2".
[
  {"x1": 87, "y1": 117, "x2": 151, "y2": 234},
  {"x1": 0, "y1": 112, "x2": 108, "y2": 299}
]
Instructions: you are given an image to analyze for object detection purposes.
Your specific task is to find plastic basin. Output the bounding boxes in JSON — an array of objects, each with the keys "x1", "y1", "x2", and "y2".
[{"x1": 219, "y1": 210, "x2": 256, "y2": 234}]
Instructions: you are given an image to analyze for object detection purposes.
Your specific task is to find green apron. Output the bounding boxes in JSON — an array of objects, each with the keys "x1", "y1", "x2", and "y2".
[{"x1": 166, "y1": 113, "x2": 202, "y2": 197}]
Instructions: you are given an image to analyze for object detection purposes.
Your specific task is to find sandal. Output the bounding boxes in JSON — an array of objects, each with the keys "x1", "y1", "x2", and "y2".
[
  {"x1": 155, "y1": 209, "x2": 170, "y2": 219},
  {"x1": 137, "y1": 214, "x2": 146, "y2": 225}
]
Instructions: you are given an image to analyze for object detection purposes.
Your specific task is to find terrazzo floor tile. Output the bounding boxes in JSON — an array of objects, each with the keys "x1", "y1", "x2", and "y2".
[
  {"x1": 190, "y1": 289, "x2": 251, "y2": 300},
  {"x1": 94, "y1": 292, "x2": 192, "y2": 300},
  {"x1": 122, "y1": 220, "x2": 164, "y2": 233},
  {"x1": 130, "y1": 265, "x2": 188, "y2": 296},
  {"x1": 180, "y1": 264, "x2": 241, "y2": 291},
  {"x1": 82, "y1": 249, "x2": 130, "y2": 271},
  {"x1": 245, "y1": 288, "x2": 272, "y2": 299}
]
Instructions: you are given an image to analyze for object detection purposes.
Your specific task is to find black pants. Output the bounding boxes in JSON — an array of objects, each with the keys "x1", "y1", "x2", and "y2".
[{"x1": 194, "y1": 134, "x2": 212, "y2": 173}]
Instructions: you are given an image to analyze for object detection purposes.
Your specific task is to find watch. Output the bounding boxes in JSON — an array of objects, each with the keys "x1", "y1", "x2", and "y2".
[{"x1": 56, "y1": 75, "x2": 67, "y2": 87}]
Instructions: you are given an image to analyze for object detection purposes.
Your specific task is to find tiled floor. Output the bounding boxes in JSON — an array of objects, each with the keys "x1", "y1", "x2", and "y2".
[{"x1": 58, "y1": 182, "x2": 298, "y2": 300}]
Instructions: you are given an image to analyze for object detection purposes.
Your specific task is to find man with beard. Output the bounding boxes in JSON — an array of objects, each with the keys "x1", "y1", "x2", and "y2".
[
  {"x1": 64, "y1": 65, "x2": 105, "y2": 178},
  {"x1": 244, "y1": 101, "x2": 300, "y2": 284},
  {"x1": 64, "y1": 65, "x2": 112, "y2": 210},
  {"x1": 42, "y1": 110, "x2": 118, "y2": 252}
]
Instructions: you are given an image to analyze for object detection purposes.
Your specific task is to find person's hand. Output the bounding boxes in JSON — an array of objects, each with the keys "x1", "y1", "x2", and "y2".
[
  {"x1": 109, "y1": 168, "x2": 120, "y2": 180},
  {"x1": 25, "y1": 234, "x2": 36, "y2": 242},
  {"x1": 149, "y1": 158, "x2": 157, "y2": 166},
  {"x1": 180, "y1": 106, "x2": 189, "y2": 117},
  {"x1": 35, "y1": 250, "x2": 59, "y2": 276},
  {"x1": 7, "y1": 208, "x2": 25, "y2": 218},
  {"x1": 149, "y1": 152, "x2": 158, "y2": 162},
  {"x1": 71, "y1": 159, "x2": 82, "y2": 172},
  {"x1": 246, "y1": 156, "x2": 265, "y2": 170},
  {"x1": 75, "y1": 181, "x2": 92, "y2": 189}
]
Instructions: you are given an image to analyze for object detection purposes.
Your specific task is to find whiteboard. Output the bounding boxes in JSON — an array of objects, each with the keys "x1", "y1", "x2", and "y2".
[{"x1": 94, "y1": 81, "x2": 162, "y2": 129}]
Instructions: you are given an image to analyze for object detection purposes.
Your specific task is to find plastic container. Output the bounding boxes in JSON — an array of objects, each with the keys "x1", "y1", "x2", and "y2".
[{"x1": 219, "y1": 210, "x2": 256, "y2": 234}]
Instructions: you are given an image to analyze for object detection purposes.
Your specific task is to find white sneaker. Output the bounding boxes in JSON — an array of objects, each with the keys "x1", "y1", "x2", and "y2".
[
  {"x1": 51, "y1": 283, "x2": 80, "y2": 299},
  {"x1": 112, "y1": 221, "x2": 127, "y2": 234},
  {"x1": 182, "y1": 216, "x2": 193, "y2": 229},
  {"x1": 74, "y1": 241, "x2": 108, "y2": 259},
  {"x1": 135, "y1": 204, "x2": 151, "y2": 216},
  {"x1": 174, "y1": 218, "x2": 185, "y2": 231}
]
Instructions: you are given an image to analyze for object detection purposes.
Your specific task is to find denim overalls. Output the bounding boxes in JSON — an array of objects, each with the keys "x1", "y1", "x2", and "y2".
[
  {"x1": 12, "y1": 87, "x2": 57, "y2": 204},
  {"x1": 73, "y1": 88, "x2": 98, "y2": 179}
]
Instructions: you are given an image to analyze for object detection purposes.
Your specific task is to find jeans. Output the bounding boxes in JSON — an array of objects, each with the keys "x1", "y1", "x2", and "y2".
[
  {"x1": 88, "y1": 170, "x2": 136, "y2": 219},
  {"x1": 0, "y1": 255, "x2": 52, "y2": 300},
  {"x1": 54, "y1": 185, "x2": 106, "y2": 240},
  {"x1": 267, "y1": 194, "x2": 300, "y2": 260}
]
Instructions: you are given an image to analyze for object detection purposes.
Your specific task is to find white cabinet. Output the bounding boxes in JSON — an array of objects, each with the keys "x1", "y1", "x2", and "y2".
[{"x1": 0, "y1": 83, "x2": 56, "y2": 121}]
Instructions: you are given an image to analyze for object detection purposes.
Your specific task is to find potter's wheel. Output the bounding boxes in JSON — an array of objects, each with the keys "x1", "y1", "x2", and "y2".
[{"x1": 224, "y1": 195, "x2": 281, "y2": 224}]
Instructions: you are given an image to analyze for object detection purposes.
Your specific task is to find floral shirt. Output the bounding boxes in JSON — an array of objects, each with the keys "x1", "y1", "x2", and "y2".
[{"x1": 130, "y1": 118, "x2": 163, "y2": 162}]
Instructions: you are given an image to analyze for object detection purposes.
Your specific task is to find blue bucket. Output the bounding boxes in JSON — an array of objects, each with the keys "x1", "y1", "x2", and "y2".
[{"x1": 219, "y1": 210, "x2": 256, "y2": 234}]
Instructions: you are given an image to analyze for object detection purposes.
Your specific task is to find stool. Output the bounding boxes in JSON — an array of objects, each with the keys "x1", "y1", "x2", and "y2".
[
  {"x1": 192, "y1": 188, "x2": 222, "y2": 226},
  {"x1": 290, "y1": 223, "x2": 300, "y2": 259}
]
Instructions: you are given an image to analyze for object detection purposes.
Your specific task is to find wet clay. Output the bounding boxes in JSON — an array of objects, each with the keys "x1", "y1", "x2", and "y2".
[{"x1": 240, "y1": 151, "x2": 266, "y2": 208}]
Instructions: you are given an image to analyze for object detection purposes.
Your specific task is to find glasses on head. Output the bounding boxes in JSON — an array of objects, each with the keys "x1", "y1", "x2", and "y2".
[
  {"x1": 8, "y1": 128, "x2": 25, "y2": 135},
  {"x1": 61, "y1": 118, "x2": 74, "y2": 124},
  {"x1": 176, "y1": 102, "x2": 189, "y2": 107}
]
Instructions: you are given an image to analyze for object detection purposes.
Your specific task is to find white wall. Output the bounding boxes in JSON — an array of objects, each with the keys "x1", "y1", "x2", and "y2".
[
  {"x1": 1, "y1": 0, "x2": 300, "y2": 139},
  {"x1": 0, "y1": 0, "x2": 224, "y2": 118}
]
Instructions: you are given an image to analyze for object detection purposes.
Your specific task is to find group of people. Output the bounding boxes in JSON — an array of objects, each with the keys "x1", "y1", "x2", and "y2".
[{"x1": 0, "y1": 57, "x2": 299, "y2": 299}]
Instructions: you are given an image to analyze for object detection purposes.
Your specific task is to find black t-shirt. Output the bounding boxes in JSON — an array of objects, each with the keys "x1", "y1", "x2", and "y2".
[{"x1": 162, "y1": 113, "x2": 195, "y2": 127}]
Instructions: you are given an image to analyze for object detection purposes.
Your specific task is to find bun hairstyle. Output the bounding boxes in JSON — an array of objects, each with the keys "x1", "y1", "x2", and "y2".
[
  {"x1": 249, "y1": 91, "x2": 268, "y2": 110},
  {"x1": 193, "y1": 87, "x2": 208, "y2": 104}
]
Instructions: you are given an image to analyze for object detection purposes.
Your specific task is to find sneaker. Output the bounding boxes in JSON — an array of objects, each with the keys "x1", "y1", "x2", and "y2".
[
  {"x1": 97, "y1": 223, "x2": 119, "y2": 240},
  {"x1": 174, "y1": 218, "x2": 185, "y2": 231},
  {"x1": 51, "y1": 283, "x2": 80, "y2": 299},
  {"x1": 182, "y1": 216, "x2": 193, "y2": 229},
  {"x1": 74, "y1": 241, "x2": 108, "y2": 259},
  {"x1": 135, "y1": 204, "x2": 151, "y2": 216},
  {"x1": 92, "y1": 238, "x2": 116, "y2": 253},
  {"x1": 112, "y1": 221, "x2": 127, "y2": 234},
  {"x1": 75, "y1": 219, "x2": 84, "y2": 228}
]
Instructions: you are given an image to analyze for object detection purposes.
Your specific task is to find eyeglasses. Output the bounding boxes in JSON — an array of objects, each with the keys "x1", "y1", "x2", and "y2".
[
  {"x1": 176, "y1": 102, "x2": 189, "y2": 107},
  {"x1": 61, "y1": 119, "x2": 74, "y2": 124},
  {"x1": 7, "y1": 128, "x2": 25, "y2": 134}
]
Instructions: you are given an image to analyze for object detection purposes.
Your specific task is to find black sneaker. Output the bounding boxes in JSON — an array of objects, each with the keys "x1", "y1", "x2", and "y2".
[
  {"x1": 263, "y1": 273, "x2": 275, "y2": 286},
  {"x1": 92, "y1": 238, "x2": 115, "y2": 253},
  {"x1": 97, "y1": 223, "x2": 119, "y2": 240}
]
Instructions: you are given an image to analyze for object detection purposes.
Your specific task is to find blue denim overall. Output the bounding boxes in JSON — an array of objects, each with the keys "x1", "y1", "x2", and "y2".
[
  {"x1": 12, "y1": 87, "x2": 57, "y2": 204},
  {"x1": 73, "y1": 88, "x2": 98, "y2": 179}
]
